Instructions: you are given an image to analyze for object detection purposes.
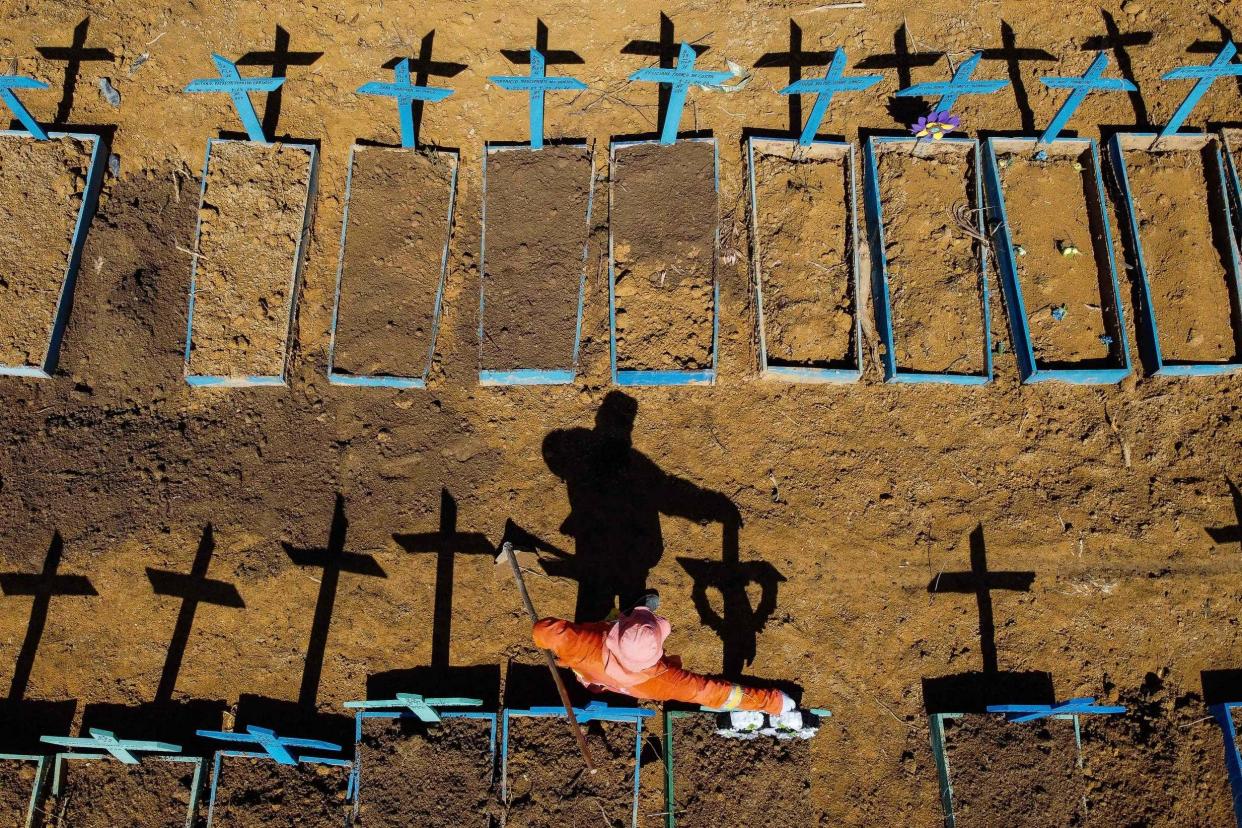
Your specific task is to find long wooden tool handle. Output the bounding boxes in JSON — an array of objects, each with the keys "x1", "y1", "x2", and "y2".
[{"x1": 503, "y1": 543, "x2": 596, "y2": 772}]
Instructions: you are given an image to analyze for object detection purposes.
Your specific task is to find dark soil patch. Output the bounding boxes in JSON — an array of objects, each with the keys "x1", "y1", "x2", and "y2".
[
  {"x1": 0, "y1": 759, "x2": 38, "y2": 826},
  {"x1": 612, "y1": 141, "x2": 716, "y2": 372},
  {"x1": 1123, "y1": 144, "x2": 1239, "y2": 364},
  {"x1": 332, "y1": 147, "x2": 456, "y2": 379},
  {"x1": 0, "y1": 135, "x2": 93, "y2": 368},
  {"x1": 355, "y1": 715, "x2": 496, "y2": 827},
  {"x1": 504, "y1": 716, "x2": 637, "y2": 827},
  {"x1": 208, "y1": 757, "x2": 350, "y2": 828},
  {"x1": 876, "y1": 144, "x2": 985, "y2": 375},
  {"x1": 671, "y1": 714, "x2": 814, "y2": 828},
  {"x1": 189, "y1": 141, "x2": 313, "y2": 378},
  {"x1": 482, "y1": 146, "x2": 593, "y2": 373},
  {"x1": 753, "y1": 142, "x2": 855, "y2": 368},
  {"x1": 51, "y1": 757, "x2": 196, "y2": 828},
  {"x1": 944, "y1": 715, "x2": 1084, "y2": 828},
  {"x1": 998, "y1": 149, "x2": 1112, "y2": 365}
]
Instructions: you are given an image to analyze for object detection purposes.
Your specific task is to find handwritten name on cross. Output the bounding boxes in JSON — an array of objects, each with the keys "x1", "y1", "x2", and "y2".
[
  {"x1": 779, "y1": 47, "x2": 882, "y2": 145},
  {"x1": 630, "y1": 41, "x2": 731, "y2": 145},
  {"x1": 184, "y1": 54, "x2": 285, "y2": 143},
  {"x1": 489, "y1": 49, "x2": 585, "y2": 149},
  {"x1": 358, "y1": 58, "x2": 453, "y2": 148},
  {"x1": 896, "y1": 51, "x2": 1009, "y2": 115}
]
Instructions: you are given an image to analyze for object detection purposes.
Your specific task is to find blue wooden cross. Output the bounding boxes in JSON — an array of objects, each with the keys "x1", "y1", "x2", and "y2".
[
  {"x1": 630, "y1": 41, "x2": 732, "y2": 145},
  {"x1": 525, "y1": 700, "x2": 654, "y2": 721},
  {"x1": 896, "y1": 51, "x2": 1009, "y2": 114},
  {"x1": 343, "y1": 693, "x2": 482, "y2": 724},
  {"x1": 779, "y1": 47, "x2": 882, "y2": 146},
  {"x1": 0, "y1": 75, "x2": 50, "y2": 140},
  {"x1": 40, "y1": 729, "x2": 181, "y2": 765},
  {"x1": 196, "y1": 725, "x2": 343, "y2": 766},
  {"x1": 489, "y1": 48, "x2": 585, "y2": 149},
  {"x1": 1039, "y1": 52, "x2": 1137, "y2": 144},
  {"x1": 184, "y1": 54, "x2": 285, "y2": 144},
  {"x1": 986, "y1": 696, "x2": 1126, "y2": 723},
  {"x1": 358, "y1": 58, "x2": 453, "y2": 149},
  {"x1": 1159, "y1": 41, "x2": 1242, "y2": 139}
]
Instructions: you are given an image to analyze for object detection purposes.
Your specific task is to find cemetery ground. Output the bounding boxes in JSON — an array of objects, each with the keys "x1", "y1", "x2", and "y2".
[{"x1": 1, "y1": 0, "x2": 1241, "y2": 824}]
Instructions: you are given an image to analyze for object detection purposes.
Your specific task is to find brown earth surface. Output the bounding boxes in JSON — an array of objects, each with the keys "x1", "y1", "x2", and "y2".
[
  {"x1": 482, "y1": 146, "x2": 593, "y2": 374},
  {"x1": 331, "y1": 146, "x2": 456, "y2": 380},
  {"x1": 0, "y1": 2, "x2": 1241, "y2": 827},
  {"x1": 50, "y1": 757, "x2": 197, "y2": 828},
  {"x1": 207, "y1": 757, "x2": 350, "y2": 828},
  {"x1": 0, "y1": 759, "x2": 38, "y2": 826}
]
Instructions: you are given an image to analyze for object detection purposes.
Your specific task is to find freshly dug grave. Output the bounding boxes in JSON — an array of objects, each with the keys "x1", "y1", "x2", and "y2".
[
  {"x1": 612, "y1": 142, "x2": 716, "y2": 372},
  {"x1": 0, "y1": 759, "x2": 38, "y2": 825},
  {"x1": 482, "y1": 146, "x2": 593, "y2": 373},
  {"x1": 753, "y1": 143, "x2": 855, "y2": 368},
  {"x1": 997, "y1": 151, "x2": 1112, "y2": 365},
  {"x1": 51, "y1": 758, "x2": 197, "y2": 828},
  {"x1": 670, "y1": 714, "x2": 814, "y2": 828},
  {"x1": 944, "y1": 715, "x2": 1084, "y2": 828},
  {"x1": 208, "y1": 757, "x2": 350, "y2": 828},
  {"x1": 355, "y1": 715, "x2": 496, "y2": 827},
  {"x1": 504, "y1": 717, "x2": 637, "y2": 827},
  {"x1": 0, "y1": 135, "x2": 93, "y2": 368},
  {"x1": 1123, "y1": 145, "x2": 1239, "y2": 364},
  {"x1": 876, "y1": 146, "x2": 986, "y2": 375},
  {"x1": 332, "y1": 147, "x2": 456, "y2": 379},
  {"x1": 188, "y1": 141, "x2": 313, "y2": 378}
]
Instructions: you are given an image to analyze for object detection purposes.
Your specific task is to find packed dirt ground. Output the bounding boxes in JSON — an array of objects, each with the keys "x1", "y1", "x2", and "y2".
[{"x1": 1, "y1": 0, "x2": 1241, "y2": 824}]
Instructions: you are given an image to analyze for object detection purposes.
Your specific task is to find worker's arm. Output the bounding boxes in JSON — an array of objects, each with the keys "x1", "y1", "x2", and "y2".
[
  {"x1": 634, "y1": 661, "x2": 785, "y2": 714},
  {"x1": 532, "y1": 617, "x2": 605, "y2": 668}
]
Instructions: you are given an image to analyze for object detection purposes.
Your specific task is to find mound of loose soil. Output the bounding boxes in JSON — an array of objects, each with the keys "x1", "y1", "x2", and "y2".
[
  {"x1": 482, "y1": 146, "x2": 593, "y2": 373},
  {"x1": 51, "y1": 757, "x2": 196, "y2": 828},
  {"x1": 670, "y1": 714, "x2": 814, "y2": 828},
  {"x1": 504, "y1": 716, "x2": 637, "y2": 827},
  {"x1": 753, "y1": 144, "x2": 855, "y2": 368},
  {"x1": 355, "y1": 715, "x2": 496, "y2": 827},
  {"x1": 612, "y1": 141, "x2": 716, "y2": 372},
  {"x1": 0, "y1": 759, "x2": 38, "y2": 826},
  {"x1": 998, "y1": 150, "x2": 1112, "y2": 365},
  {"x1": 207, "y1": 757, "x2": 350, "y2": 828},
  {"x1": 189, "y1": 141, "x2": 313, "y2": 379},
  {"x1": 876, "y1": 145, "x2": 986, "y2": 375},
  {"x1": 1123, "y1": 145, "x2": 1239, "y2": 364},
  {"x1": 332, "y1": 147, "x2": 456, "y2": 379},
  {"x1": 0, "y1": 135, "x2": 93, "y2": 368}
]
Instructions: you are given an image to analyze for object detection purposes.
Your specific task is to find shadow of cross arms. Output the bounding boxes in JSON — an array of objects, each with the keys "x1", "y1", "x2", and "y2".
[
  {"x1": 676, "y1": 556, "x2": 786, "y2": 676},
  {"x1": 1207, "y1": 478, "x2": 1241, "y2": 549}
]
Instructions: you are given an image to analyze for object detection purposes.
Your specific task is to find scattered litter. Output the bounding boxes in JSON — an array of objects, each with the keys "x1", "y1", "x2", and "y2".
[
  {"x1": 807, "y1": 1, "x2": 866, "y2": 8},
  {"x1": 107, "y1": 153, "x2": 120, "y2": 178},
  {"x1": 1014, "y1": 244, "x2": 1026, "y2": 257},
  {"x1": 1058, "y1": 241, "x2": 1082, "y2": 256},
  {"x1": 98, "y1": 77, "x2": 120, "y2": 107},
  {"x1": 1100, "y1": 334, "x2": 1114, "y2": 346},
  {"x1": 128, "y1": 53, "x2": 150, "y2": 75},
  {"x1": 1051, "y1": 304, "x2": 1067, "y2": 321},
  {"x1": 1034, "y1": 149, "x2": 1049, "y2": 161}
]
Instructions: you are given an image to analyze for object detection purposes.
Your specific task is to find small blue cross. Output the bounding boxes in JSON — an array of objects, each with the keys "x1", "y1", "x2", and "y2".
[
  {"x1": 184, "y1": 54, "x2": 285, "y2": 144},
  {"x1": 343, "y1": 693, "x2": 482, "y2": 724},
  {"x1": 489, "y1": 48, "x2": 586, "y2": 149},
  {"x1": 895, "y1": 51, "x2": 1009, "y2": 114},
  {"x1": 779, "y1": 48, "x2": 883, "y2": 146},
  {"x1": 986, "y1": 696, "x2": 1127, "y2": 723},
  {"x1": 41, "y1": 729, "x2": 181, "y2": 764},
  {"x1": 357, "y1": 58, "x2": 453, "y2": 149},
  {"x1": 196, "y1": 725, "x2": 343, "y2": 766},
  {"x1": 0, "y1": 75, "x2": 50, "y2": 140},
  {"x1": 1159, "y1": 41, "x2": 1242, "y2": 139},
  {"x1": 630, "y1": 41, "x2": 732, "y2": 145},
  {"x1": 1039, "y1": 52, "x2": 1137, "y2": 144}
]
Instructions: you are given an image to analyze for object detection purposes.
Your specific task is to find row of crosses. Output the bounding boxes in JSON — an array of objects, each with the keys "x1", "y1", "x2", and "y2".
[{"x1": 3, "y1": 41, "x2": 1241, "y2": 147}]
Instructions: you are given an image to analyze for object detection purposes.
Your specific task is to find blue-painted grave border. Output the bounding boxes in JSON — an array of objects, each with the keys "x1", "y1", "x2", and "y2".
[
  {"x1": 1220, "y1": 128, "x2": 1242, "y2": 251},
  {"x1": 1209, "y1": 701, "x2": 1242, "y2": 827},
  {"x1": 0, "y1": 753, "x2": 48, "y2": 828},
  {"x1": 50, "y1": 753, "x2": 203, "y2": 828}
]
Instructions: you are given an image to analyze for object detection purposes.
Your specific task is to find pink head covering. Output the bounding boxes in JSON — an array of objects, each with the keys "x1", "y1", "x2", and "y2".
[{"x1": 604, "y1": 608, "x2": 672, "y2": 674}]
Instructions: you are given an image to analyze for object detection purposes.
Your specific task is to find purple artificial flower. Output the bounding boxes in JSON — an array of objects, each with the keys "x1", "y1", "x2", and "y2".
[{"x1": 912, "y1": 110, "x2": 962, "y2": 140}]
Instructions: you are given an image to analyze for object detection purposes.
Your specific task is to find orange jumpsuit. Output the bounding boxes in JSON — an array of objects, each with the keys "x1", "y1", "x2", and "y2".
[{"x1": 533, "y1": 618, "x2": 784, "y2": 714}]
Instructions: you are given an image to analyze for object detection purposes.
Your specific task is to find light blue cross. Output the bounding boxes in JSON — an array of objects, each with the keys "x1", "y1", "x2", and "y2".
[
  {"x1": 358, "y1": 58, "x2": 453, "y2": 149},
  {"x1": 184, "y1": 54, "x2": 285, "y2": 144},
  {"x1": 0, "y1": 75, "x2": 50, "y2": 140},
  {"x1": 196, "y1": 725, "x2": 343, "y2": 766},
  {"x1": 40, "y1": 729, "x2": 181, "y2": 765},
  {"x1": 344, "y1": 693, "x2": 482, "y2": 724},
  {"x1": 896, "y1": 51, "x2": 1009, "y2": 114},
  {"x1": 630, "y1": 41, "x2": 732, "y2": 145},
  {"x1": 779, "y1": 48, "x2": 883, "y2": 146},
  {"x1": 986, "y1": 696, "x2": 1126, "y2": 723},
  {"x1": 1159, "y1": 41, "x2": 1242, "y2": 139},
  {"x1": 1039, "y1": 52, "x2": 1137, "y2": 144},
  {"x1": 489, "y1": 48, "x2": 586, "y2": 149},
  {"x1": 525, "y1": 700, "x2": 654, "y2": 721}
]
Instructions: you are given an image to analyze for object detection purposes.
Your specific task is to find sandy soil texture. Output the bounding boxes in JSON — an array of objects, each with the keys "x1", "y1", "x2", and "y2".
[
  {"x1": 0, "y1": 759, "x2": 38, "y2": 826},
  {"x1": 207, "y1": 757, "x2": 350, "y2": 828},
  {"x1": 50, "y1": 758, "x2": 196, "y2": 828}
]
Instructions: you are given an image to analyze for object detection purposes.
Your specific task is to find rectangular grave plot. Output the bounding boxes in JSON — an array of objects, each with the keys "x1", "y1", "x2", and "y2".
[
  {"x1": 0, "y1": 756, "x2": 44, "y2": 828},
  {"x1": 610, "y1": 139, "x2": 718, "y2": 385},
  {"x1": 1109, "y1": 133, "x2": 1242, "y2": 374},
  {"x1": 52, "y1": 755, "x2": 202, "y2": 828},
  {"x1": 354, "y1": 713, "x2": 496, "y2": 828},
  {"x1": 186, "y1": 139, "x2": 318, "y2": 387},
  {"x1": 984, "y1": 138, "x2": 1130, "y2": 383},
  {"x1": 749, "y1": 138, "x2": 861, "y2": 381},
  {"x1": 329, "y1": 146, "x2": 457, "y2": 388},
  {"x1": 503, "y1": 714, "x2": 640, "y2": 828},
  {"x1": 667, "y1": 712, "x2": 815, "y2": 828},
  {"x1": 0, "y1": 131, "x2": 104, "y2": 378},
  {"x1": 480, "y1": 144, "x2": 594, "y2": 385},
  {"x1": 206, "y1": 755, "x2": 350, "y2": 828},
  {"x1": 865, "y1": 137, "x2": 992, "y2": 384}
]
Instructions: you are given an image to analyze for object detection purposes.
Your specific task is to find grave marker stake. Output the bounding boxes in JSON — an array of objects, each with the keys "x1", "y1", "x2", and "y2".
[
  {"x1": 630, "y1": 41, "x2": 732, "y2": 145},
  {"x1": 1159, "y1": 41, "x2": 1242, "y2": 138},
  {"x1": 0, "y1": 75, "x2": 50, "y2": 140},
  {"x1": 196, "y1": 725, "x2": 343, "y2": 766},
  {"x1": 357, "y1": 58, "x2": 453, "y2": 149},
  {"x1": 184, "y1": 54, "x2": 284, "y2": 144},
  {"x1": 40, "y1": 729, "x2": 180, "y2": 765},
  {"x1": 895, "y1": 51, "x2": 1009, "y2": 115},
  {"x1": 489, "y1": 48, "x2": 586, "y2": 149},
  {"x1": 1039, "y1": 52, "x2": 1136, "y2": 144},
  {"x1": 778, "y1": 47, "x2": 882, "y2": 145}
]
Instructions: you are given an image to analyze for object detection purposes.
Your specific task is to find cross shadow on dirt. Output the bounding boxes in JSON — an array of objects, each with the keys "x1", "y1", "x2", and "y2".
[{"x1": 1207, "y1": 477, "x2": 1241, "y2": 552}]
